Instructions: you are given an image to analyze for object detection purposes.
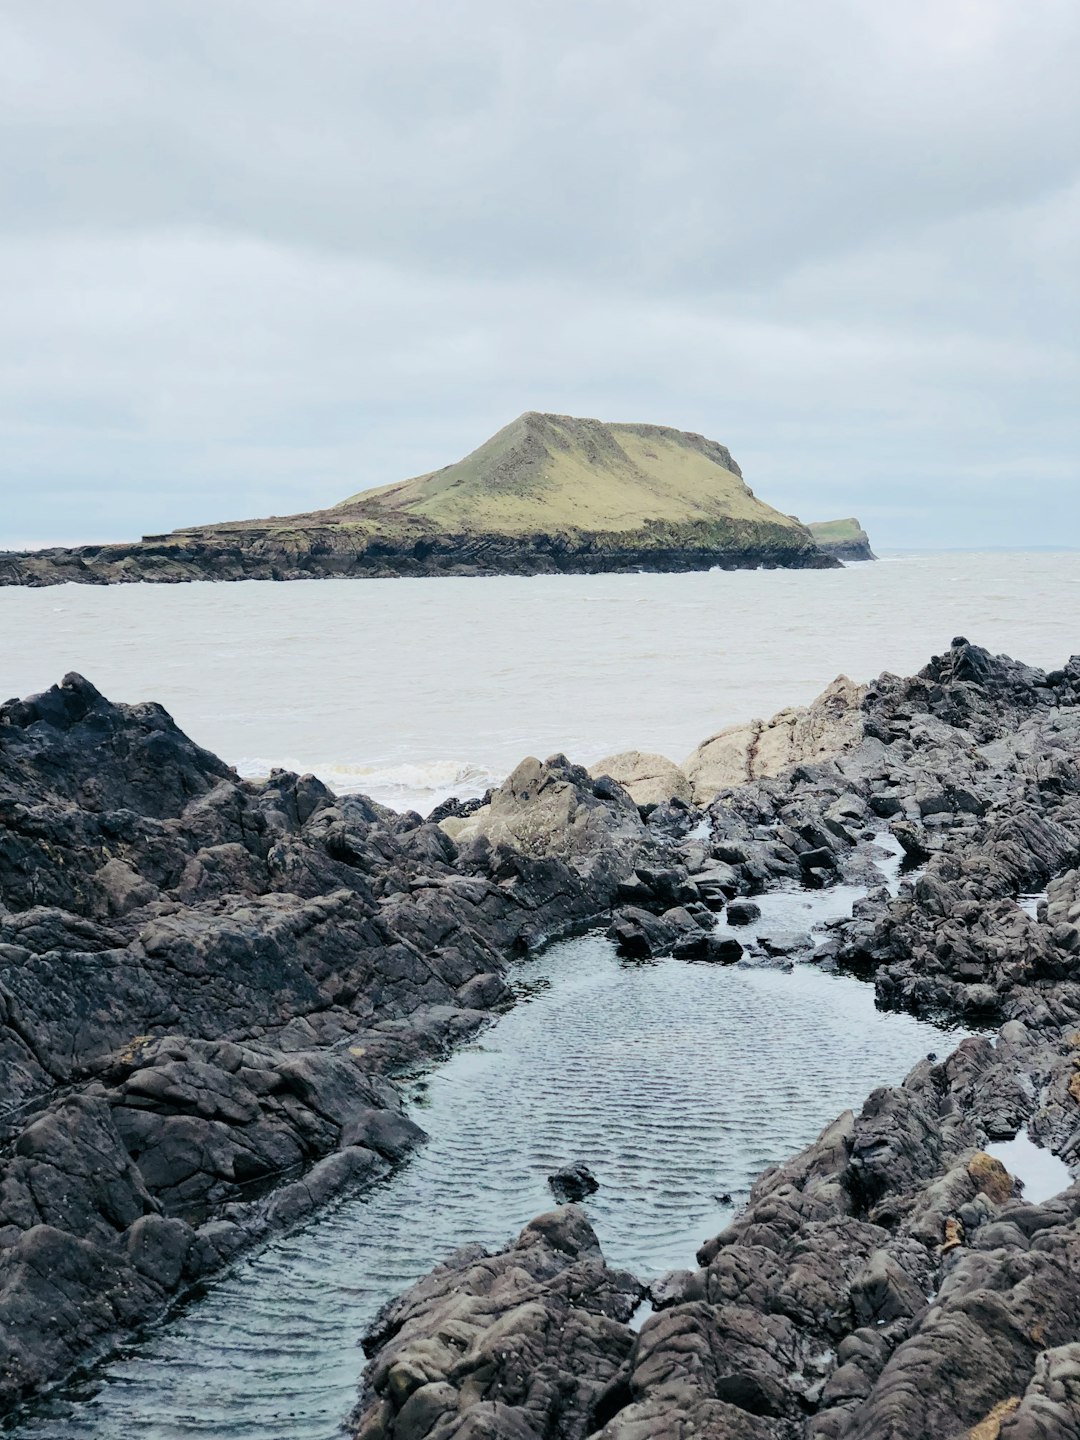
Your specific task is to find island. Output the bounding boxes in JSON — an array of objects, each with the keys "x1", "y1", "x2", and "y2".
[
  {"x1": 808, "y1": 516, "x2": 877, "y2": 561},
  {"x1": 0, "y1": 412, "x2": 842, "y2": 585}
]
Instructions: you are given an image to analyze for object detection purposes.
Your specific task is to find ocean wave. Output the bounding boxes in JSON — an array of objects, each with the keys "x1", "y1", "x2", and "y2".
[{"x1": 233, "y1": 755, "x2": 502, "y2": 815}]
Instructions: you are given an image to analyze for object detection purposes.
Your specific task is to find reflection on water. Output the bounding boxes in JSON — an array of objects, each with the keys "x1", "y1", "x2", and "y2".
[{"x1": 14, "y1": 917, "x2": 972, "y2": 1440}]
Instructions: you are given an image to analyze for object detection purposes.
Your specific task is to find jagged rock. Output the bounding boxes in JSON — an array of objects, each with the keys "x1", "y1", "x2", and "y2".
[
  {"x1": 355, "y1": 638, "x2": 1080, "y2": 1440},
  {"x1": 0, "y1": 675, "x2": 653, "y2": 1409},
  {"x1": 352, "y1": 1208, "x2": 643, "y2": 1439},
  {"x1": 7, "y1": 637, "x2": 1080, "y2": 1430},
  {"x1": 548, "y1": 1163, "x2": 600, "y2": 1203},
  {"x1": 439, "y1": 754, "x2": 646, "y2": 888}
]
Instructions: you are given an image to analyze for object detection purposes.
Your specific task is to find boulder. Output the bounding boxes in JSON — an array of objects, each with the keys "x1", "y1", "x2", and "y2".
[
  {"x1": 439, "y1": 754, "x2": 646, "y2": 885},
  {"x1": 588, "y1": 751, "x2": 693, "y2": 808},
  {"x1": 353, "y1": 1208, "x2": 643, "y2": 1439},
  {"x1": 549, "y1": 1163, "x2": 600, "y2": 1203}
]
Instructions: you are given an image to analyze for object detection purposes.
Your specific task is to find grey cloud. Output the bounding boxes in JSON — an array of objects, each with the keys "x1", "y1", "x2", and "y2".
[{"x1": 0, "y1": 0, "x2": 1077, "y2": 547}]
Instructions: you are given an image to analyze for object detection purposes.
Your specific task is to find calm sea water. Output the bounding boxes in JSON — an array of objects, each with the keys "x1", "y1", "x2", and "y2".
[{"x1": 2, "y1": 551, "x2": 1077, "y2": 811}]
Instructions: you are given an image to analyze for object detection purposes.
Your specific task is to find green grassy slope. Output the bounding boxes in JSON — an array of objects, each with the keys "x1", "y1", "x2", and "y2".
[
  {"x1": 807, "y1": 518, "x2": 876, "y2": 559},
  {"x1": 807, "y1": 518, "x2": 865, "y2": 544},
  {"x1": 334, "y1": 412, "x2": 811, "y2": 539}
]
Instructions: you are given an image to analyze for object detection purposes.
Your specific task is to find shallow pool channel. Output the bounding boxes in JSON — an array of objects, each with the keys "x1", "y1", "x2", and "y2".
[{"x1": 12, "y1": 874, "x2": 973, "y2": 1439}]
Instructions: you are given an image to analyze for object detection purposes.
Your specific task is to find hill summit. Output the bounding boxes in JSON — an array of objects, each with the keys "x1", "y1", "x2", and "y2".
[
  {"x1": 337, "y1": 411, "x2": 803, "y2": 537},
  {"x1": 1, "y1": 413, "x2": 840, "y2": 586}
]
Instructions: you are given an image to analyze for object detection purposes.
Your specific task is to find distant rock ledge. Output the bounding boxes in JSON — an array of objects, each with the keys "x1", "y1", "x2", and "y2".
[
  {"x1": 0, "y1": 413, "x2": 843, "y2": 585},
  {"x1": 808, "y1": 517, "x2": 877, "y2": 562},
  {"x1": 0, "y1": 526, "x2": 838, "y2": 586}
]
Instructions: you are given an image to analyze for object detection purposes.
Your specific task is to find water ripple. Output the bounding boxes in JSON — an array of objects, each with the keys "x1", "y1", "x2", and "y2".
[{"x1": 11, "y1": 919, "x2": 971, "y2": 1439}]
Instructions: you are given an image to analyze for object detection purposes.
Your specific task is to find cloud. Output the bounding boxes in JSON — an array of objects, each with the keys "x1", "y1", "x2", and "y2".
[{"x1": 0, "y1": 0, "x2": 1077, "y2": 546}]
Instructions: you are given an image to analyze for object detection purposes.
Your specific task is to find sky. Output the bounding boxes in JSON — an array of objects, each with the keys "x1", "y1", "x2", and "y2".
[{"x1": 1, "y1": 0, "x2": 1077, "y2": 550}]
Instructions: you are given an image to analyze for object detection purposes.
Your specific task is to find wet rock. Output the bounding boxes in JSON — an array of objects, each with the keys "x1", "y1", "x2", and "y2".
[
  {"x1": 673, "y1": 932, "x2": 744, "y2": 964},
  {"x1": 549, "y1": 1162, "x2": 599, "y2": 1203},
  {"x1": 727, "y1": 899, "x2": 763, "y2": 926},
  {"x1": 608, "y1": 906, "x2": 680, "y2": 959},
  {"x1": 353, "y1": 639, "x2": 1080, "y2": 1440},
  {"x1": 0, "y1": 675, "x2": 659, "y2": 1408},
  {"x1": 757, "y1": 930, "x2": 813, "y2": 957},
  {"x1": 352, "y1": 1208, "x2": 643, "y2": 1440}
]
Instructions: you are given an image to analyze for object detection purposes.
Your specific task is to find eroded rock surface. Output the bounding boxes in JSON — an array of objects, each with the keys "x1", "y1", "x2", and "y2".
[
  {"x1": 0, "y1": 675, "x2": 674, "y2": 1411},
  {"x1": 588, "y1": 752, "x2": 694, "y2": 808},
  {"x1": 354, "y1": 640, "x2": 1080, "y2": 1440},
  {"x1": 684, "y1": 677, "x2": 867, "y2": 804},
  {"x1": 353, "y1": 1207, "x2": 642, "y2": 1440}
]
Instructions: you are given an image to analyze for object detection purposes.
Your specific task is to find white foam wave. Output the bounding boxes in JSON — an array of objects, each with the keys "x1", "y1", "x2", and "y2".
[{"x1": 233, "y1": 755, "x2": 502, "y2": 815}]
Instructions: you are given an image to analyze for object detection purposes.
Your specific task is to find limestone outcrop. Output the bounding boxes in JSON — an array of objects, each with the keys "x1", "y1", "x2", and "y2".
[
  {"x1": 684, "y1": 676, "x2": 867, "y2": 803},
  {"x1": 587, "y1": 751, "x2": 693, "y2": 808}
]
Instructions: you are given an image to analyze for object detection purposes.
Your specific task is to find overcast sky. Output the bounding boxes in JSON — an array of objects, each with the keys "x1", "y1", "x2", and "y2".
[{"x1": 1, "y1": 0, "x2": 1077, "y2": 549}]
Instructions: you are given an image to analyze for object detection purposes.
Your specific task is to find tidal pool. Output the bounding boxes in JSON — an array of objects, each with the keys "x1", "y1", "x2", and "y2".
[{"x1": 13, "y1": 888, "x2": 973, "y2": 1440}]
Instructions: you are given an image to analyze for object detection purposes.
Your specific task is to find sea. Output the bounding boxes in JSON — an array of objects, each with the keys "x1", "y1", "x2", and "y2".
[{"x1": 2, "y1": 550, "x2": 1077, "y2": 814}]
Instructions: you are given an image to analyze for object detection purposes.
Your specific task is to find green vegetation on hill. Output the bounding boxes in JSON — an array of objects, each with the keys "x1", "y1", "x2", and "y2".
[
  {"x1": 1, "y1": 413, "x2": 842, "y2": 585},
  {"x1": 808, "y1": 517, "x2": 876, "y2": 561},
  {"x1": 336, "y1": 411, "x2": 807, "y2": 539}
]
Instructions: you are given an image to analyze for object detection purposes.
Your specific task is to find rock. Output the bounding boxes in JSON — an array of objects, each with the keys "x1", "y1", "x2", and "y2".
[
  {"x1": 608, "y1": 906, "x2": 680, "y2": 959},
  {"x1": 683, "y1": 676, "x2": 867, "y2": 805},
  {"x1": 438, "y1": 754, "x2": 646, "y2": 888},
  {"x1": 726, "y1": 899, "x2": 762, "y2": 926},
  {"x1": 678, "y1": 934, "x2": 744, "y2": 965},
  {"x1": 756, "y1": 930, "x2": 813, "y2": 957},
  {"x1": 352, "y1": 638, "x2": 1080, "y2": 1440},
  {"x1": 7, "y1": 638, "x2": 1080, "y2": 1427},
  {"x1": 589, "y1": 752, "x2": 693, "y2": 808},
  {"x1": 0, "y1": 674, "x2": 658, "y2": 1407},
  {"x1": 549, "y1": 1163, "x2": 600, "y2": 1203},
  {"x1": 693, "y1": 862, "x2": 742, "y2": 907},
  {"x1": 352, "y1": 1208, "x2": 644, "y2": 1439}
]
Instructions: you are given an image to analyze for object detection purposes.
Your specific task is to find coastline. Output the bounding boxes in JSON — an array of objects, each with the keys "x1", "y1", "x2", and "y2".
[
  {"x1": 0, "y1": 530, "x2": 838, "y2": 588},
  {"x1": 2, "y1": 641, "x2": 1080, "y2": 1438}
]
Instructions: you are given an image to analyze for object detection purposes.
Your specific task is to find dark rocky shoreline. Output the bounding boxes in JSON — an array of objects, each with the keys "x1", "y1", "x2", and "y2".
[
  {"x1": 2, "y1": 640, "x2": 1080, "y2": 1439},
  {"x1": 0, "y1": 525, "x2": 838, "y2": 587},
  {"x1": 352, "y1": 641, "x2": 1080, "y2": 1440},
  {"x1": 0, "y1": 675, "x2": 668, "y2": 1410}
]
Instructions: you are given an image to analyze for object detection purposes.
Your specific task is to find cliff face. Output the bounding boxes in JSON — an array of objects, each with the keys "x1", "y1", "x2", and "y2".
[
  {"x1": 808, "y1": 516, "x2": 876, "y2": 561},
  {"x1": 0, "y1": 414, "x2": 838, "y2": 585}
]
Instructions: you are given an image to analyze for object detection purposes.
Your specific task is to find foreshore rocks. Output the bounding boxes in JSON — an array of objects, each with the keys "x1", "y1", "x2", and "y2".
[
  {"x1": 353, "y1": 639, "x2": 1080, "y2": 1440},
  {"x1": 6, "y1": 637, "x2": 1080, "y2": 1437},
  {"x1": 352, "y1": 1207, "x2": 643, "y2": 1440},
  {"x1": 0, "y1": 674, "x2": 676, "y2": 1412}
]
